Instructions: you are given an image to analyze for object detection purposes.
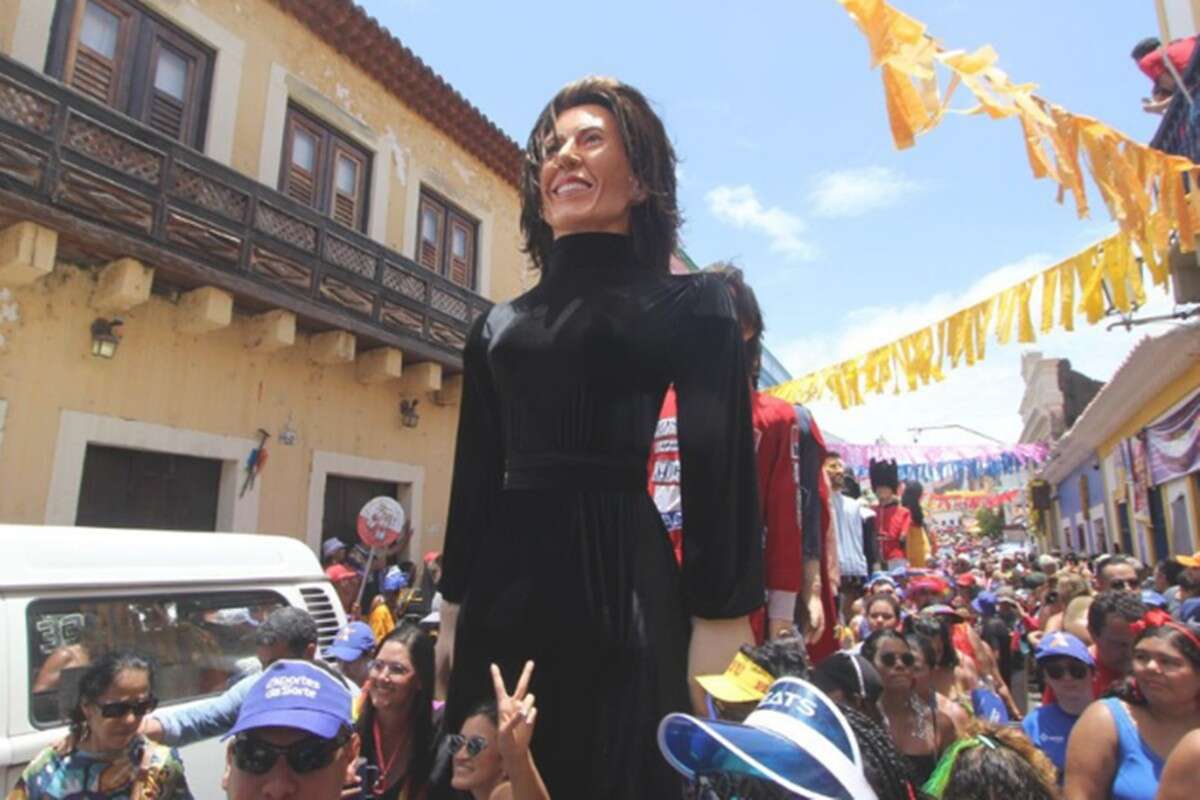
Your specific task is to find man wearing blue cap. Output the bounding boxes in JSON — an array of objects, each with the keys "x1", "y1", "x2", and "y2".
[
  {"x1": 1021, "y1": 632, "x2": 1094, "y2": 781},
  {"x1": 324, "y1": 621, "x2": 376, "y2": 688},
  {"x1": 321, "y1": 537, "x2": 347, "y2": 568},
  {"x1": 223, "y1": 659, "x2": 360, "y2": 800}
]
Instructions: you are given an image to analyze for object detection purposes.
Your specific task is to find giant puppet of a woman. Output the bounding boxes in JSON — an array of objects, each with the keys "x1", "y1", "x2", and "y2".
[{"x1": 436, "y1": 77, "x2": 763, "y2": 799}]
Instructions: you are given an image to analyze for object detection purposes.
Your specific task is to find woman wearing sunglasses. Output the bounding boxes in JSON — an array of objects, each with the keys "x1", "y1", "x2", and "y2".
[
  {"x1": 861, "y1": 629, "x2": 942, "y2": 786},
  {"x1": 448, "y1": 702, "x2": 506, "y2": 799},
  {"x1": 1020, "y1": 631, "x2": 1093, "y2": 783},
  {"x1": 351, "y1": 623, "x2": 435, "y2": 800},
  {"x1": 9, "y1": 650, "x2": 191, "y2": 799}
]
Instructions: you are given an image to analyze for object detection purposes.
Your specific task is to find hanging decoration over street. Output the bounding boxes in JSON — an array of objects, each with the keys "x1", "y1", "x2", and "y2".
[
  {"x1": 767, "y1": 230, "x2": 1161, "y2": 408},
  {"x1": 842, "y1": 441, "x2": 1049, "y2": 482},
  {"x1": 926, "y1": 490, "x2": 1022, "y2": 512},
  {"x1": 833, "y1": 0, "x2": 1200, "y2": 266},
  {"x1": 767, "y1": 0, "x2": 1194, "y2": 409}
]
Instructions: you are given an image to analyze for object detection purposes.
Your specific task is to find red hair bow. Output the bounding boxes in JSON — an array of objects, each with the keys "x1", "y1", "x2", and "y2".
[
  {"x1": 1130, "y1": 608, "x2": 1200, "y2": 652},
  {"x1": 1130, "y1": 608, "x2": 1174, "y2": 636}
]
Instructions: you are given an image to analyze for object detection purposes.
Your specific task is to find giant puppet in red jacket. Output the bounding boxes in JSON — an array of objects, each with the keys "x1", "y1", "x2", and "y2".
[
  {"x1": 870, "y1": 458, "x2": 911, "y2": 569},
  {"x1": 649, "y1": 388, "x2": 801, "y2": 645}
]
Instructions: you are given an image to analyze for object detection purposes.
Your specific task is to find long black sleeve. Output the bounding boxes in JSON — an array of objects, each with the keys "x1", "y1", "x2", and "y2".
[
  {"x1": 794, "y1": 405, "x2": 824, "y2": 562},
  {"x1": 438, "y1": 315, "x2": 503, "y2": 604},
  {"x1": 675, "y1": 277, "x2": 763, "y2": 620}
]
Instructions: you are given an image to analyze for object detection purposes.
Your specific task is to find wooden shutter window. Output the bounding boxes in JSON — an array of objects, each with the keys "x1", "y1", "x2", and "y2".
[
  {"x1": 52, "y1": 0, "x2": 213, "y2": 148},
  {"x1": 147, "y1": 42, "x2": 189, "y2": 140},
  {"x1": 278, "y1": 106, "x2": 371, "y2": 231},
  {"x1": 67, "y1": 1, "x2": 128, "y2": 105},
  {"x1": 417, "y1": 189, "x2": 479, "y2": 288},
  {"x1": 418, "y1": 199, "x2": 444, "y2": 270},
  {"x1": 332, "y1": 148, "x2": 363, "y2": 229},
  {"x1": 284, "y1": 120, "x2": 320, "y2": 208},
  {"x1": 448, "y1": 216, "x2": 474, "y2": 288}
]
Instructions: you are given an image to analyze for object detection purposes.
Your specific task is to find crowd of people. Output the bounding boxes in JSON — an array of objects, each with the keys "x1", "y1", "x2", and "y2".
[
  {"x1": 20, "y1": 545, "x2": 1200, "y2": 799},
  {"x1": 12, "y1": 73, "x2": 1200, "y2": 800}
]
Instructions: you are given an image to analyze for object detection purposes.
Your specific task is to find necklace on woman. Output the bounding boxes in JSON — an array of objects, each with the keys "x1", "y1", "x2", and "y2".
[
  {"x1": 372, "y1": 717, "x2": 406, "y2": 796},
  {"x1": 907, "y1": 694, "x2": 931, "y2": 741},
  {"x1": 76, "y1": 737, "x2": 130, "y2": 761}
]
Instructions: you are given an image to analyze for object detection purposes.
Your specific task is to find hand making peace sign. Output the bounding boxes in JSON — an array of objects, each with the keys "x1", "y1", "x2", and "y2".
[{"x1": 490, "y1": 660, "x2": 537, "y2": 765}]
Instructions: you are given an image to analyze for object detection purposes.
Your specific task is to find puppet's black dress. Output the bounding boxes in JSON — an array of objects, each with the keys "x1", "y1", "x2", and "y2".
[{"x1": 439, "y1": 233, "x2": 763, "y2": 799}]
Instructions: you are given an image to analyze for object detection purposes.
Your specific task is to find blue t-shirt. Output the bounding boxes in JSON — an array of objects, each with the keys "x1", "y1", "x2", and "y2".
[
  {"x1": 1104, "y1": 697, "x2": 1165, "y2": 800},
  {"x1": 1022, "y1": 702, "x2": 1079, "y2": 778}
]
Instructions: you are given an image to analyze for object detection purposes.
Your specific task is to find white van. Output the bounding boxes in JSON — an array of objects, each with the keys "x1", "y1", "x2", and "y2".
[{"x1": 0, "y1": 525, "x2": 347, "y2": 798}]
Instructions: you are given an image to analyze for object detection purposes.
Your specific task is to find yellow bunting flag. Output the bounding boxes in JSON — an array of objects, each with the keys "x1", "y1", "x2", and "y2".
[
  {"x1": 834, "y1": 0, "x2": 1200, "y2": 267},
  {"x1": 767, "y1": 1, "x2": 1185, "y2": 410},
  {"x1": 766, "y1": 230, "x2": 1169, "y2": 409}
]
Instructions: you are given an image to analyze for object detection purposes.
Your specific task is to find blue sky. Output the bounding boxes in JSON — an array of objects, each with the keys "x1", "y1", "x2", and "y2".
[{"x1": 361, "y1": 0, "x2": 1177, "y2": 444}]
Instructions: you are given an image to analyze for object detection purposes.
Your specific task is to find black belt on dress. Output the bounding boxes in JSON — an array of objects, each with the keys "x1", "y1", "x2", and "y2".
[{"x1": 503, "y1": 452, "x2": 646, "y2": 491}]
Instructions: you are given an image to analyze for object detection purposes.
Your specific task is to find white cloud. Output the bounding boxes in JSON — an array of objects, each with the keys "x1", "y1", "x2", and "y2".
[
  {"x1": 769, "y1": 254, "x2": 1179, "y2": 445},
  {"x1": 808, "y1": 166, "x2": 924, "y2": 218},
  {"x1": 706, "y1": 185, "x2": 818, "y2": 261}
]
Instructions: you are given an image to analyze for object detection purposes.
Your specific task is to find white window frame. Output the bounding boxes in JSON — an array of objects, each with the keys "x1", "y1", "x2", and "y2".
[{"x1": 44, "y1": 410, "x2": 261, "y2": 531}]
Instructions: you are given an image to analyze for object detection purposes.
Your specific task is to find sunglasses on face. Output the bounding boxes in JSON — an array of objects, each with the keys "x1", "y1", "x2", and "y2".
[
  {"x1": 232, "y1": 731, "x2": 348, "y2": 775},
  {"x1": 878, "y1": 652, "x2": 916, "y2": 669},
  {"x1": 97, "y1": 696, "x2": 158, "y2": 719},
  {"x1": 1108, "y1": 579, "x2": 1139, "y2": 590},
  {"x1": 448, "y1": 734, "x2": 488, "y2": 758},
  {"x1": 1043, "y1": 661, "x2": 1089, "y2": 681}
]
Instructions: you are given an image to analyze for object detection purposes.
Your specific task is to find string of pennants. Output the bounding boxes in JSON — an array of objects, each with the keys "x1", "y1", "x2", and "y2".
[
  {"x1": 841, "y1": 441, "x2": 1050, "y2": 482},
  {"x1": 766, "y1": 0, "x2": 1195, "y2": 409}
]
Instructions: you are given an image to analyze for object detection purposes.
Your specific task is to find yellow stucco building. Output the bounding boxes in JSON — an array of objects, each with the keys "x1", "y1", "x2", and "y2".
[{"x1": 0, "y1": 0, "x2": 529, "y2": 559}]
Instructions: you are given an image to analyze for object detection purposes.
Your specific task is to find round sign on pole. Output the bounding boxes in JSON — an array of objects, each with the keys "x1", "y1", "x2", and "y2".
[{"x1": 357, "y1": 496, "x2": 405, "y2": 549}]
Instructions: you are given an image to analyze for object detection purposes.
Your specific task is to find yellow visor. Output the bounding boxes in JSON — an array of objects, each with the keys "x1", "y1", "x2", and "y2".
[{"x1": 695, "y1": 652, "x2": 775, "y2": 704}]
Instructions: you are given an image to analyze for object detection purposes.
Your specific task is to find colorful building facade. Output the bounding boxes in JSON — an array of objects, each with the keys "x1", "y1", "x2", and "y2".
[
  {"x1": 1040, "y1": 323, "x2": 1200, "y2": 561},
  {"x1": 0, "y1": 0, "x2": 528, "y2": 558}
]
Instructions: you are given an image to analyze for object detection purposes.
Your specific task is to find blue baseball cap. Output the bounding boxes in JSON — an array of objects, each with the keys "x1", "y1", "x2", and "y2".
[
  {"x1": 381, "y1": 566, "x2": 407, "y2": 593},
  {"x1": 1035, "y1": 631, "x2": 1095, "y2": 667},
  {"x1": 658, "y1": 677, "x2": 877, "y2": 800},
  {"x1": 321, "y1": 538, "x2": 346, "y2": 558},
  {"x1": 1141, "y1": 590, "x2": 1168, "y2": 610},
  {"x1": 226, "y1": 660, "x2": 352, "y2": 740},
  {"x1": 971, "y1": 591, "x2": 997, "y2": 616},
  {"x1": 323, "y1": 621, "x2": 375, "y2": 662}
]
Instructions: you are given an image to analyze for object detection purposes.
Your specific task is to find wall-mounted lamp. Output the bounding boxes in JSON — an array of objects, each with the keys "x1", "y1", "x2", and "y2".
[
  {"x1": 400, "y1": 398, "x2": 420, "y2": 429},
  {"x1": 90, "y1": 318, "x2": 123, "y2": 359}
]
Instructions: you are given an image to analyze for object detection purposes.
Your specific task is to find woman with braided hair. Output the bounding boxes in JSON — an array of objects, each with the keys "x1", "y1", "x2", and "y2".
[
  {"x1": 839, "y1": 703, "x2": 924, "y2": 800},
  {"x1": 1064, "y1": 613, "x2": 1200, "y2": 800}
]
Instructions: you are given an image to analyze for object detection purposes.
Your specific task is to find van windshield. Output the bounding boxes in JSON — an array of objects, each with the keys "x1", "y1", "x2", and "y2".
[{"x1": 27, "y1": 590, "x2": 286, "y2": 728}]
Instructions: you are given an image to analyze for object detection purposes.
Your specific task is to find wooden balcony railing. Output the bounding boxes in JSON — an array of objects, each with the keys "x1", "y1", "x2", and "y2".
[{"x1": 0, "y1": 54, "x2": 491, "y2": 367}]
